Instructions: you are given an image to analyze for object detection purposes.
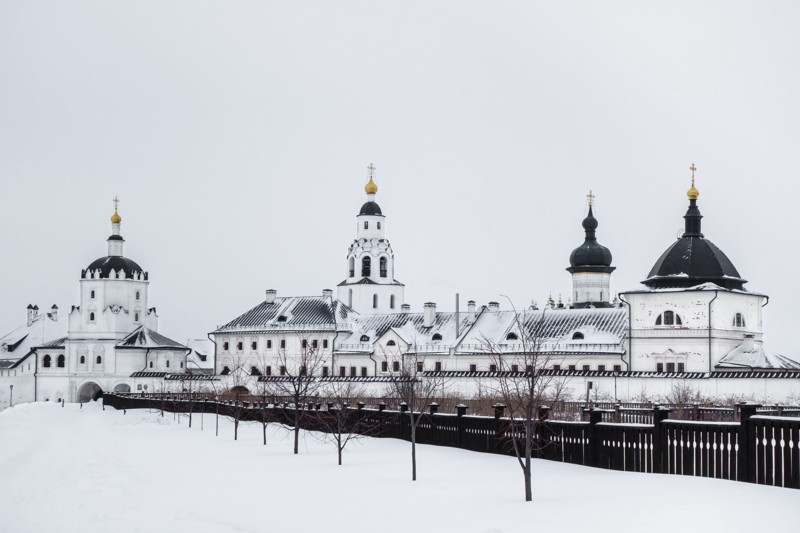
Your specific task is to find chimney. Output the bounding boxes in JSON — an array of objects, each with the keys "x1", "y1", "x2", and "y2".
[
  {"x1": 50, "y1": 305, "x2": 59, "y2": 322},
  {"x1": 423, "y1": 302, "x2": 436, "y2": 328},
  {"x1": 401, "y1": 304, "x2": 411, "y2": 314},
  {"x1": 467, "y1": 300, "x2": 477, "y2": 324},
  {"x1": 742, "y1": 333, "x2": 755, "y2": 352},
  {"x1": 265, "y1": 289, "x2": 277, "y2": 304},
  {"x1": 26, "y1": 304, "x2": 35, "y2": 327},
  {"x1": 488, "y1": 301, "x2": 500, "y2": 312},
  {"x1": 322, "y1": 289, "x2": 333, "y2": 298}
]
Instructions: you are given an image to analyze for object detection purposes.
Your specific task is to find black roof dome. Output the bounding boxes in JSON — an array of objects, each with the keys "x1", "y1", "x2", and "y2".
[
  {"x1": 643, "y1": 187, "x2": 746, "y2": 290},
  {"x1": 83, "y1": 256, "x2": 147, "y2": 280},
  {"x1": 359, "y1": 201, "x2": 383, "y2": 216},
  {"x1": 567, "y1": 206, "x2": 615, "y2": 274}
]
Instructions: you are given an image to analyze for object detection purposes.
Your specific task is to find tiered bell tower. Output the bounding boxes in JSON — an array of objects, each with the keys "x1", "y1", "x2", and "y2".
[
  {"x1": 567, "y1": 191, "x2": 615, "y2": 308},
  {"x1": 337, "y1": 164, "x2": 405, "y2": 314}
]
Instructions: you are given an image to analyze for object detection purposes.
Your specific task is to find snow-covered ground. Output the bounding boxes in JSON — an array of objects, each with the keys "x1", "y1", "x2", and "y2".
[{"x1": 1, "y1": 402, "x2": 797, "y2": 533}]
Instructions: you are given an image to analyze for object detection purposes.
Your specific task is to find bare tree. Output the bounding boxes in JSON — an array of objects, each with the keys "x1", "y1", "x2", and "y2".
[
  {"x1": 266, "y1": 339, "x2": 328, "y2": 454},
  {"x1": 251, "y1": 354, "x2": 276, "y2": 445},
  {"x1": 314, "y1": 380, "x2": 378, "y2": 465},
  {"x1": 383, "y1": 349, "x2": 449, "y2": 481},
  {"x1": 482, "y1": 306, "x2": 567, "y2": 502}
]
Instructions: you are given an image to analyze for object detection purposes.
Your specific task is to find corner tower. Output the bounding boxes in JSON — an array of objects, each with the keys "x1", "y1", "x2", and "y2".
[
  {"x1": 567, "y1": 191, "x2": 615, "y2": 308},
  {"x1": 337, "y1": 164, "x2": 405, "y2": 314}
]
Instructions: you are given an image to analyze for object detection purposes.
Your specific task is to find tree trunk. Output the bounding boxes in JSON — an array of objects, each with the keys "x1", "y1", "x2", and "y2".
[
  {"x1": 411, "y1": 414, "x2": 417, "y2": 481},
  {"x1": 263, "y1": 423, "x2": 267, "y2": 445},
  {"x1": 293, "y1": 415, "x2": 300, "y2": 454},
  {"x1": 338, "y1": 444, "x2": 342, "y2": 466},
  {"x1": 234, "y1": 418, "x2": 239, "y2": 441},
  {"x1": 524, "y1": 425, "x2": 532, "y2": 501}
]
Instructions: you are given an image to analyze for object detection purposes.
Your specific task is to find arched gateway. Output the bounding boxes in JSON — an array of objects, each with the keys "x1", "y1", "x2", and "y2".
[{"x1": 78, "y1": 382, "x2": 103, "y2": 402}]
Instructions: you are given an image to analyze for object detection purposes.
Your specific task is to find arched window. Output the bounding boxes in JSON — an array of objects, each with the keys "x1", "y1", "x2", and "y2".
[
  {"x1": 655, "y1": 311, "x2": 682, "y2": 326},
  {"x1": 135, "y1": 291, "x2": 140, "y2": 300},
  {"x1": 277, "y1": 315, "x2": 287, "y2": 322},
  {"x1": 360, "y1": 335, "x2": 370, "y2": 342},
  {"x1": 43, "y1": 355, "x2": 51, "y2": 368},
  {"x1": 390, "y1": 295, "x2": 396, "y2": 309},
  {"x1": 90, "y1": 290, "x2": 96, "y2": 299},
  {"x1": 149, "y1": 361, "x2": 153, "y2": 368},
  {"x1": 166, "y1": 360, "x2": 170, "y2": 368},
  {"x1": 80, "y1": 356, "x2": 85, "y2": 364},
  {"x1": 134, "y1": 313, "x2": 139, "y2": 322},
  {"x1": 362, "y1": 256, "x2": 371, "y2": 277},
  {"x1": 221, "y1": 366, "x2": 231, "y2": 375},
  {"x1": 377, "y1": 222, "x2": 381, "y2": 230},
  {"x1": 89, "y1": 312, "x2": 95, "y2": 322},
  {"x1": 506, "y1": 333, "x2": 519, "y2": 341},
  {"x1": 373, "y1": 294, "x2": 378, "y2": 309},
  {"x1": 432, "y1": 333, "x2": 442, "y2": 342},
  {"x1": 572, "y1": 332, "x2": 584, "y2": 340},
  {"x1": 57, "y1": 355, "x2": 65, "y2": 368},
  {"x1": 96, "y1": 355, "x2": 102, "y2": 364},
  {"x1": 348, "y1": 257, "x2": 355, "y2": 277},
  {"x1": 379, "y1": 257, "x2": 388, "y2": 278},
  {"x1": 733, "y1": 313, "x2": 746, "y2": 328},
  {"x1": 364, "y1": 221, "x2": 369, "y2": 230},
  {"x1": 387, "y1": 340, "x2": 396, "y2": 346}
]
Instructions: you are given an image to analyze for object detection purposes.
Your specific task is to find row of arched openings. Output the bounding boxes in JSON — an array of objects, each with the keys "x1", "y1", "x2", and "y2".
[
  {"x1": 349, "y1": 256, "x2": 389, "y2": 278},
  {"x1": 43, "y1": 354, "x2": 103, "y2": 367}
]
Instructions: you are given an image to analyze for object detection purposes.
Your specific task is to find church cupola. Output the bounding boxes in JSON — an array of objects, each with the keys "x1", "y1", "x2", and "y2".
[
  {"x1": 643, "y1": 165, "x2": 747, "y2": 290},
  {"x1": 566, "y1": 191, "x2": 615, "y2": 308},
  {"x1": 338, "y1": 164, "x2": 405, "y2": 314},
  {"x1": 108, "y1": 196, "x2": 125, "y2": 257},
  {"x1": 83, "y1": 197, "x2": 147, "y2": 281}
]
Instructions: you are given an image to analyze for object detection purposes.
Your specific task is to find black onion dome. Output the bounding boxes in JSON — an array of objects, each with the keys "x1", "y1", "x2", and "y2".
[
  {"x1": 567, "y1": 206, "x2": 615, "y2": 273},
  {"x1": 643, "y1": 196, "x2": 746, "y2": 290},
  {"x1": 359, "y1": 201, "x2": 383, "y2": 216},
  {"x1": 83, "y1": 256, "x2": 147, "y2": 280}
]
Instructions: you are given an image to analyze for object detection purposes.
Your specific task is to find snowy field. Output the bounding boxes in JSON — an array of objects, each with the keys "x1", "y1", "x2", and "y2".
[{"x1": 1, "y1": 403, "x2": 798, "y2": 533}]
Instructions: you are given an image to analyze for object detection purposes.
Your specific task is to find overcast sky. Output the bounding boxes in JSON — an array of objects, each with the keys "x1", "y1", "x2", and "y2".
[{"x1": 1, "y1": 1, "x2": 798, "y2": 356}]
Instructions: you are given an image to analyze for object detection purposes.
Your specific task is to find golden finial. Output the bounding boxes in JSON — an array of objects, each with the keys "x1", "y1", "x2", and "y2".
[
  {"x1": 586, "y1": 190, "x2": 595, "y2": 209},
  {"x1": 364, "y1": 163, "x2": 378, "y2": 195},
  {"x1": 687, "y1": 163, "x2": 699, "y2": 200},
  {"x1": 111, "y1": 196, "x2": 122, "y2": 224}
]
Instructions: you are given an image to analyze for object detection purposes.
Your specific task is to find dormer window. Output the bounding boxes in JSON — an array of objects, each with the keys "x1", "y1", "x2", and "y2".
[
  {"x1": 572, "y1": 332, "x2": 584, "y2": 340},
  {"x1": 655, "y1": 310, "x2": 682, "y2": 326},
  {"x1": 277, "y1": 315, "x2": 287, "y2": 322},
  {"x1": 432, "y1": 333, "x2": 442, "y2": 342},
  {"x1": 733, "y1": 313, "x2": 746, "y2": 328},
  {"x1": 386, "y1": 340, "x2": 396, "y2": 346},
  {"x1": 360, "y1": 335, "x2": 370, "y2": 342},
  {"x1": 506, "y1": 333, "x2": 518, "y2": 341}
]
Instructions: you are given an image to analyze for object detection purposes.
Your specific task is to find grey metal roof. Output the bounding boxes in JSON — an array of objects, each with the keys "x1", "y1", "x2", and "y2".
[
  {"x1": 214, "y1": 296, "x2": 354, "y2": 333},
  {"x1": 117, "y1": 327, "x2": 188, "y2": 351},
  {"x1": 36, "y1": 336, "x2": 68, "y2": 349}
]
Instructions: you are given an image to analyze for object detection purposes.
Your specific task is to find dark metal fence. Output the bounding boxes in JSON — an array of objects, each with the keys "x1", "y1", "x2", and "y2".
[{"x1": 103, "y1": 393, "x2": 800, "y2": 490}]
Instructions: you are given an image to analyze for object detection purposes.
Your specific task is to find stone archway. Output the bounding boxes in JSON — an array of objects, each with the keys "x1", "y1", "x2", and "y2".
[
  {"x1": 78, "y1": 382, "x2": 103, "y2": 402},
  {"x1": 113, "y1": 383, "x2": 131, "y2": 393}
]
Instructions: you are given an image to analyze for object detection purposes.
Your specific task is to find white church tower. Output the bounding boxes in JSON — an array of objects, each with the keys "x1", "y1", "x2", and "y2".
[
  {"x1": 566, "y1": 191, "x2": 615, "y2": 308},
  {"x1": 337, "y1": 164, "x2": 405, "y2": 314}
]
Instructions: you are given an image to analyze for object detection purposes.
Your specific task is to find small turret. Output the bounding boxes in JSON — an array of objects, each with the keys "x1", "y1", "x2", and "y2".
[{"x1": 567, "y1": 191, "x2": 615, "y2": 308}]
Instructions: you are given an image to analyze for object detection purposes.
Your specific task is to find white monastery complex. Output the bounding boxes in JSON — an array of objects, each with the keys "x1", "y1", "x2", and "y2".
[{"x1": 1, "y1": 166, "x2": 799, "y2": 407}]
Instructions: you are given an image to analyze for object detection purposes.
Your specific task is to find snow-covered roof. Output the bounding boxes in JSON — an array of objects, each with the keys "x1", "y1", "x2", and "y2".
[
  {"x1": 338, "y1": 311, "x2": 473, "y2": 353},
  {"x1": 0, "y1": 310, "x2": 66, "y2": 361},
  {"x1": 185, "y1": 338, "x2": 215, "y2": 370},
  {"x1": 116, "y1": 327, "x2": 188, "y2": 351},
  {"x1": 623, "y1": 282, "x2": 767, "y2": 298},
  {"x1": 214, "y1": 296, "x2": 354, "y2": 333},
  {"x1": 717, "y1": 344, "x2": 800, "y2": 370}
]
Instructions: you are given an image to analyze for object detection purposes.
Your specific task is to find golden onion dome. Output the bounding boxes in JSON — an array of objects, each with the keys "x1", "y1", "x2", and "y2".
[
  {"x1": 365, "y1": 176, "x2": 378, "y2": 195},
  {"x1": 687, "y1": 178, "x2": 699, "y2": 200},
  {"x1": 111, "y1": 208, "x2": 122, "y2": 224}
]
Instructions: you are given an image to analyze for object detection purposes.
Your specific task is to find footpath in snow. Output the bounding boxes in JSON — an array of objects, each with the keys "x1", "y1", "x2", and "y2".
[{"x1": 0, "y1": 402, "x2": 798, "y2": 533}]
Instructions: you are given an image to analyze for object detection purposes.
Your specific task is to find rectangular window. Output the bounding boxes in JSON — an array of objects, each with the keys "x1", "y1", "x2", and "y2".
[
  {"x1": 656, "y1": 363, "x2": 664, "y2": 373},
  {"x1": 581, "y1": 365, "x2": 589, "y2": 372},
  {"x1": 392, "y1": 361, "x2": 400, "y2": 372},
  {"x1": 312, "y1": 340, "x2": 318, "y2": 349},
  {"x1": 434, "y1": 361, "x2": 442, "y2": 372},
  {"x1": 613, "y1": 365, "x2": 622, "y2": 372},
  {"x1": 568, "y1": 365, "x2": 576, "y2": 372},
  {"x1": 416, "y1": 361, "x2": 423, "y2": 372},
  {"x1": 322, "y1": 366, "x2": 329, "y2": 377},
  {"x1": 361, "y1": 367, "x2": 368, "y2": 377},
  {"x1": 381, "y1": 361, "x2": 388, "y2": 372},
  {"x1": 267, "y1": 340, "x2": 273, "y2": 349},
  {"x1": 280, "y1": 339, "x2": 286, "y2": 349},
  {"x1": 266, "y1": 366, "x2": 272, "y2": 376},
  {"x1": 489, "y1": 364, "x2": 497, "y2": 373},
  {"x1": 677, "y1": 362, "x2": 685, "y2": 373},
  {"x1": 251, "y1": 341, "x2": 257, "y2": 350},
  {"x1": 339, "y1": 366, "x2": 346, "y2": 377},
  {"x1": 236, "y1": 342, "x2": 243, "y2": 351},
  {"x1": 553, "y1": 364, "x2": 561, "y2": 371},
  {"x1": 300, "y1": 365, "x2": 307, "y2": 376},
  {"x1": 323, "y1": 339, "x2": 329, "y2": 349},
  {"x1": 598, "y1": 365, "x2": 606, "y2": 372},
  {"x1": 666, "y1": 362, "x2": 675, "y2": 373},
  {"x1": 469, "y1": 364, "x2": 477, "y2": 372},
  {"x1": 302, "y1": 340, "x2": 308, "y2": 349},
  {"x1": 280, "y1": 365, "x2": 286, "y2": 376},
  {"x1": 223, "y1": 342, "x2": 229, "y2": 351},
  {"x1": 511, "y1": 364, "x2": 519, "y2": 373}
]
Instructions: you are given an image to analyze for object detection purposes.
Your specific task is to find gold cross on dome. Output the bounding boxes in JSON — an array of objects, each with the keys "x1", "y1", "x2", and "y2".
[
  {"x1": 586, "y1": 190, "x2": 595, "y2": 208},
  {"x1": 113, "y1": 196, "x2": 120, "y2": 210},
  {"x1": 690, "y1": 163, "x2": 697, "y2": 184},
  {"x1": 367, "y1": 163, "x2": 375, "y2": 179}
]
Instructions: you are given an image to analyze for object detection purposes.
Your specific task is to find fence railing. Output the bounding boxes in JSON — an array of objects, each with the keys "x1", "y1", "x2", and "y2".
[{"x1": 102, "y1": 393, "x2": 800, "y2": 490}]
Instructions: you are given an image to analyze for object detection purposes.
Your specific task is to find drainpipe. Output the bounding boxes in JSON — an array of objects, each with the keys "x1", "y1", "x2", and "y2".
[
  {"x1": 207, "y1": 332, "x2": 218, "y2": 375},
  {"x1": 618, "y1": 293, "x2": 632, "y2": 371},
  {"x1": 708, "y1": 291, "x2": 719, "y2": 373},
  {"x1": 33, "y1": 350, "x2": 38, "y2": 402}
]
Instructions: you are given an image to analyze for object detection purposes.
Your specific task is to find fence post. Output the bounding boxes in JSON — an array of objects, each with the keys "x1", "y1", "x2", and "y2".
[
  {"x1": 737, "y1": 402, "x2": 760, "y2": 483},
  {"x1": 456, "y1": 404, "x2": 467, "y2": 448},
  {"x1": 586, "y1": 408, "x2": 602, "y2": 467},
  {"x1": 652, "y1": 406, "x2": 671, "y2": 474},
  {"x1": 494, "y1": 403, "x2": 506, "y2": 455},
  {"x1": 614, "y1": 403, "x2": 621, "y2": 423},
  {"x1": 429, "y1": 402, "x2": 439, "y2": 415}
]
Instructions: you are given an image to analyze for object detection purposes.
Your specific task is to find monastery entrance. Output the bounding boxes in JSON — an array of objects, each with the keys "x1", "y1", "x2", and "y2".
[
  {"x1": 113, "y1": 383, "x2": 131, "y2": 393},
  {"x1": 78, "y1": 382, "x2": 103, "y2": 402}
]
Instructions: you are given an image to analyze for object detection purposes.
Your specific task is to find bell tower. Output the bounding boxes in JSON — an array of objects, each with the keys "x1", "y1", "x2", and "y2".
[{"x1": 337, "y1": 164, "x2": 405, "y2": 314}]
